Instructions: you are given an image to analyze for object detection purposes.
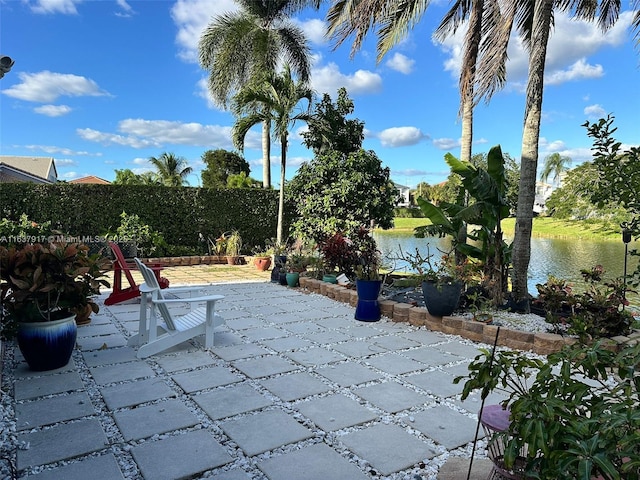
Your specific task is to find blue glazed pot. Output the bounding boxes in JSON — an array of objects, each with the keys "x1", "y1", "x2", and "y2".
[
  {"x1": 17, "y1": 315, "x2": 77, "y2": 371},
  {"x1": 355, "y1": 279, "x2": 382, "y2": 322}
]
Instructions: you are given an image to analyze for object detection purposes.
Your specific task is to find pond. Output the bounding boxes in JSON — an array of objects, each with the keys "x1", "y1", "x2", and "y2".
[{"x1": 373, "y1": 230, "x2": 640, "y2": 308}]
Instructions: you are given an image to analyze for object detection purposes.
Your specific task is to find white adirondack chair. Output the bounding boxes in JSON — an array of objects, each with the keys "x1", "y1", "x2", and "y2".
[{"x1": 128, "y1": 258, "x2": 225, "y2": 358}]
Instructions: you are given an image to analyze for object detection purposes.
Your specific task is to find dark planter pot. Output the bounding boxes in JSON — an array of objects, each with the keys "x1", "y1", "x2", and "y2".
[
  {"x1": 271, "y1": 255, "x2": 287, "y2": 283},
  {"x1": 421, "y1": 281, "x2": 463, "y2": 317},
  {"x1": 278, "y1": 271, "x2": 288, "y2": 286},
  {"x1": 322, "y1": 274, "x2": 338, "y2": 284},
  {"x1": 17, "y1": 315, "x2": 77, "y2": 371},
  {"x1": 286, "y1": 272, "x2": 300, "y2": 287},
  {"x1": 355, "y1": 279, "x2": 382, "y2": 322},
  {"x1": 117, "y1": 242, "x2": 138, "y2": 259}
]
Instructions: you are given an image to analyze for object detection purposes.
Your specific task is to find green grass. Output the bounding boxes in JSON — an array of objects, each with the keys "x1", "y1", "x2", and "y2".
[{"x1": 381, "y1": 217, "x2": 622, "y2": 240}]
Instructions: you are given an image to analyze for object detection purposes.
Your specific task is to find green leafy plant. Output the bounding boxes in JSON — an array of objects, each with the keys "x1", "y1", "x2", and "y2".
[
  {"x1": 318, "y1": 232, "x2": 357, "y2": 277},
  {"x1": 352, "y1": 227, "x2": 382, "y2": 281},
  {"x1": 457, "y1": 342, "x2": 640, "y2": 479},
  {"x1": 111, "y1": 211, "x2": 166, "y2": 257},
  {"x1": 0, "y1": 242, "x2": 111, "y2": 338},
  {"x1": 224, "y1": 230, "x2": 243, "y2": 257}
]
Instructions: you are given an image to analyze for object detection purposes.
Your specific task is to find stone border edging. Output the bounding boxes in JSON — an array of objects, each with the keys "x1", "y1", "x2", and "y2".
[{"x1": 298, "y1": 277, "x2": 640, "y2": 355}]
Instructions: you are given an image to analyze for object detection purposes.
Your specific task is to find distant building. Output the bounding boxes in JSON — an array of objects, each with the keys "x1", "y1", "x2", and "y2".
[
  {"x1": 0, "y1": 156, "x2": 57, "y2": 183},
  {"x1": 534, "y1": 181, "x2": 554, "y2": 214},
  {"x1": 393, "y1": 182, "x2": 411, "y2": 207},
  {"x1": 70, "y1": 175, "x2": 111, "y2": 184}
]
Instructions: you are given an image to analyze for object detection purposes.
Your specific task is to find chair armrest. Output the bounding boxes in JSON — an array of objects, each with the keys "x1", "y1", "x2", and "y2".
[{"x1": 152, "y1": 295, "x2": 224, "y2": 305}]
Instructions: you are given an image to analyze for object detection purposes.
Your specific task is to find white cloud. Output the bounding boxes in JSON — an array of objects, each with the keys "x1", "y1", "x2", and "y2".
[
  {"x1": 33, "y1": 104, "x2": 72, "y2": 117},
  {"x1": 115, "y1": 0, "x2": 134, "y2": 16},
  {"x1": 293, "y1": 18, "x2": 328, "y2": 46},
  {"x1": 385, "y1": 53, "x2": 415, "y2": 74},
  {"x1": 61, "y1": 171, "x2": 81, "y2": 179},
  {"x1": 584, "y1": 104, "x2": 607, "y2": 119},
  {"x1": 3, "y1": 71, "x2": 109, "y2": 103},
  {"x1": 378, "y1": 127, "x2": 426, "y2": 147},
  {"x1": 77, "y1": 119, "x2": 235, "y2": 149},
  {"x1": 27, "y1": 0, "x2": 82, "y2": 14},
  {"x1": 311, "y1": 62, "x2": 382, "y2": 96},
  {"x1": 24, "y1": 144, "x2": 96, "y2": 156},
  {"x1": 435, "y1": 10, "x2": 636, "y2": 89},
  {"x1": 196, "y1": 77, "x2": 221, "y2": 110},
  {"x1": 545, "y1": 58, "x2": 603, "y2": 85},
  {"x1": 54, "y1": 158, "x2": 77, "y2": 167},
  {"x1": 432, "y1": 137, "x2": 461, "y2": 150}
]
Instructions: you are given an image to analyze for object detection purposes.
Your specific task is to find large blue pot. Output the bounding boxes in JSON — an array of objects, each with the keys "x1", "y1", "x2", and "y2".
[
  {"x1": 355, "y1": 279, "x2": 382, "y2": 322},
  {"x1": 421, "y1": 281, "x2": 463, "y2": 317},
  {"x1": 17, "y1": 315, "x2": 77, "y2": 371}
]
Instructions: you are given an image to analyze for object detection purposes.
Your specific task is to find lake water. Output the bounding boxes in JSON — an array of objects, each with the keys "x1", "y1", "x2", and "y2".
[{"x1": 373, "y1": 230, "x2": 640, "y2": 307}]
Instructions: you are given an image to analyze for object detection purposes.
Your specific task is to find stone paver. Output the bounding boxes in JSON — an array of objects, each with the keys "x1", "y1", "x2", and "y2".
[
  {"x1": 296, "y1": 394, "x2": 378, "y2": 431},
  {"x1": 405, "y1": 369, "x2": 461, "y2": 398},
  {"x1": 285, "y1": 347, "x2": 346, "y2": 367},
  {"x1": 172, "y1": 365, "x2": 242, "y2": 393},
  {"x1": 259, "y1": 371, "x2": 331, "y2": 401},
  {"x1": 231, "y1": 355, "x2": 299, "y2": 378},
  {"x1": 404, "y1": 405, "x2": 483, "y2": 449},
  {"x1": 193, "y1": 383, "x2": 273, "y2": 420},
  {"x1": 16, "y1": 392, "x2": 95, "y2": 430},
  {"x1": 258, "y1": 442, "x2": 370, "y2": 480},
  {"x1": 355, "y1": 381, "x2": 431, "y2": 413},
  {"x1": 113, "y1": 398, "x2": 199, "y2": 441},
  {"x1": 28, "y1": 453, "x2": 124, "y2": 480},
  {"x1": 221, "y1": 410, "x2": 313, "y2": 456},
  {"x1": 341, "y1": 423, "x2": 438, "y2": 476},
  {"x1": 364, "y1": 352, "x2": 427, "y2": 375},
  {"x1": 14, "y1": 371, "x2": 84, "y2": 400},
  {"x1": 131, "y1": 429, "x2": 232, "y2": 480},
  {"x1": 89, "y1": 361, "x2": 156, "y2": 385},
  {"x1": 315, "y1": 361, "x2": 381, "y2": 387},
  {"x1": 100, "y1": 377, "x2": 176, "y2": 409}
]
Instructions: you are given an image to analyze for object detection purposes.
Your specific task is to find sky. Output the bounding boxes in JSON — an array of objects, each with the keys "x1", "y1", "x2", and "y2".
[{"x1": 1, "y1": 0, "x2": 639, "y2": 188}]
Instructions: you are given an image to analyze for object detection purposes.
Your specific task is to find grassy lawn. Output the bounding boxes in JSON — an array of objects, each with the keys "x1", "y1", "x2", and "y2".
[{"x1": 382, "y1": 217, "x2": 622, "y2": 240}]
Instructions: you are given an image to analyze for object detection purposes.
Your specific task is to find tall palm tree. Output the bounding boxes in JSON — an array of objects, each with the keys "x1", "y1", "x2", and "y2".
[
  {"x1": 508, "y1": 0, "x2": 640, "y2": 305},
  {"x1": 540, "y1": 152, "x2": 572, "y2": 186},
  {"x1": 148, "y1": 152, "x2": 192, "y2": 187},
  {"x1": 198, "y1": 0, "x2": 312, "y2": 189},
  {"x1": 232, "y1": 64, "x2": 313, "y2": 244}
]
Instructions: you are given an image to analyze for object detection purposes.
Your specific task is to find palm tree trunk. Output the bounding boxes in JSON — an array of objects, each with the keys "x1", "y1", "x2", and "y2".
[
  {"x1": 512, "y1": 0, "x2": 553, "y2": 308},
  {"x1": 262, "y1": 119, "x2": 271, "y2": 188},
  {"x1": 276, "y1": 135, "x2": 287, "y2": 244}
]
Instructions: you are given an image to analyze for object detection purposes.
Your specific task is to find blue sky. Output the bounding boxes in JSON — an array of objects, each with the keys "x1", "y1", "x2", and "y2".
[{"x1": 1, "y1": 0, "x2": 638, "y2": 188}]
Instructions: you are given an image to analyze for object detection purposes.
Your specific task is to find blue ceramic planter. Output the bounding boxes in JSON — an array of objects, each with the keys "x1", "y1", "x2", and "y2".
[
  {"x1": 17, "y1": 315, "x2": 77, "y2": 371},
  {"x1": 355, "y1": 279, "x2": 382, "y2": 322}
]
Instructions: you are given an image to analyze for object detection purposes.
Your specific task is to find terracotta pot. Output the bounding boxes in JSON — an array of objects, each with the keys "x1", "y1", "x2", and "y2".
[{"x1": 254, "y1": 257, "x2": 272, "y2": 271}]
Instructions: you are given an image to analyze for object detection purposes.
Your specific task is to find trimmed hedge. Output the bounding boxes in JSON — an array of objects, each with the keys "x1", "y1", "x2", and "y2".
[{"x1": 0, "y1": 183, "x2": 291, "y2": 255}]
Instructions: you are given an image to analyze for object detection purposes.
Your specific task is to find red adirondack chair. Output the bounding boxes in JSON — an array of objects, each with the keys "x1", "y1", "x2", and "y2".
[{"x1": 104, "y1": 241, "x2": 169, "y2": 305}]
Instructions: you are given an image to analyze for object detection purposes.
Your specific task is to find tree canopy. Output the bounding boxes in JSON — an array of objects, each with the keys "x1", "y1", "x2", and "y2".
[{"x1": 200, "y1": 149, "x2": 250, "y2": 189}]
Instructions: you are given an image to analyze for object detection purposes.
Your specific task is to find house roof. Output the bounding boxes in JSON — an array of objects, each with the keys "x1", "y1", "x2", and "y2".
[
  {"x1": 393, "y1": 181, "x2": 410, "y2": 190},
  {"x1": 69, "y1": 175, "x2": 111, "y2": 184},
  {"x1": 0, "y1": 156, "x2": 57, "y2": 182}
]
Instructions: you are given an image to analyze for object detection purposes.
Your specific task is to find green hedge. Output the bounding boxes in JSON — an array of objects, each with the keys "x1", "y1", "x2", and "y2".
[{"x1": 0, "y1": 183, "x2": 290, "y2": 255}]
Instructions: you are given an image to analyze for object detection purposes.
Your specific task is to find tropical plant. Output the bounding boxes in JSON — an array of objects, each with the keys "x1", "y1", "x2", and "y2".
[
  {"x1": 225, "y1": 230, "x2": 243, "y2": 257},
  {"x1": 456, "y1": 341, "x2": 640, "y2": 479},
  {"x1": 111, "y1": 211, "x2": 166, "y2": 258},
  {"x1": 198, "y1": 0, "x2": 312, "y2": 188},
  {"x1": 0, "y1": 214, "x2": 54, "y2": 246},
  {"x1": 113, "y1": 169, "x2": 161, "y2": 186},
  {"x1": 539, "y1": 152, "x2": 572, "y2": 186},
  {"x1": 352, "y1": 227, "x2": 382, "y2": 281},
  {"x1": 317, "y1": 231, "x2": 356, "y2": 277},
  {"x1": 148, "y1": 152, "x2": 193, "y2": 187},
  {"x1": 200, "y1": 149, "x2": 251, "y2": 189},
  {"x1": 0, "y1": 242, "x2": 110, "y2": 338},
  {"x1": 231, "y1": 64, "x2": 313, "y2": 245},
  {"x1": 227, "y1": 172, "x2": 260, "y2": 188}
]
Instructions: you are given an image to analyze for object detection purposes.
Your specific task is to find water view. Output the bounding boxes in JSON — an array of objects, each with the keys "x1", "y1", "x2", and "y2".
[{"x1": 374, "y1": 230, "x2": 640, "y2": 307}]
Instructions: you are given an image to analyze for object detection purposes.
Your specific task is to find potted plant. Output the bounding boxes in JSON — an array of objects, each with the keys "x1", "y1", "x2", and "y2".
[
  {"x1": 352, "y1": 228, "x2": 383, "y2": 322},
  {"x1": 225, "y1": 230, "x2": 242, "y2": 265},
  {"x1": 252, "y1": 246, "x2": 273, "y2": 272},
  {"x1": 0, "y1": 241, "x2": 110, "y2": 371},
  {"x1": 284, "y1": 254, "x2": 307, "y2": 287},
  {"x1": 71, "y1": 249, "x2": 111, "y2": 325},
  {"x1": 318, "y1": 232, "x2": 357, "y2": 280}
]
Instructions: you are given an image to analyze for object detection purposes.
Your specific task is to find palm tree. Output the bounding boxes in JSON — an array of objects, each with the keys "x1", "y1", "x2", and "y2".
[
  {"x1": 508, "y1": 0, "x2": 640, "y2": 305},
  {"x1": 198, "y1": 0, "x2": 312, "y2": 189},
  {"x1": 148, "y1": 152, "x2": 192, "y2": 187},
  {"x1": 232, "y1": 64, "x2": 313, "y2": 244},
  {"x1": 540, "y1": 152, "x2": 572, "y2": 186}
]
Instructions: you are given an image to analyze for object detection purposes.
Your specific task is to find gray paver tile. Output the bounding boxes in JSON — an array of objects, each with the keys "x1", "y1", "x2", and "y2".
[
  {"x1": 82, "y1": 346, "x2": 139, "y2": 367},
  {"x1": 340, "y1": 423, "x2": 437, "y2": 476},
  {"x1": 12, "y1": 358, "x2": 76, "y2": 380},
  {"x1": 131, "y1": 429, "x2": 232, "y2": 480},
  {"x1": 285, "y1": 347, "x2": 346, "y2": 367},
  {"x1": 355, "y1": 381, "x2": 430, "y2": 413},
  {"x1": 172, "y1": 365, "x2": 242, "y2": 393},
  {"x1": 281, "y1": 322, "x2": 325, "y2": 334},
  {"x1": 194, "y1": 383, "x2": 272, "y2": 420},
  {"x1": 16, "y1": 419, "x2": 108, "y2": 470},
  {"x1": 265, "y1": 312, "x2": 310, "y2": 324},
  {"x1": 316, "y1": 362, "x2": 381, "y2": 387},
  {"x1": 400, "y1": 329, "x2": 444, "y2": 345},
  {"x1": 100, "y1": 378, "x2": 176, "y2": 409},
  {"x1": 77, "y1": 333, "x2": 128, "y2": 351},
  {"x1": 213, "y1": 343, "x2": 271, "y2": 361},
  {"x1": 403, "y1": 346, "x2": 461, "y2": 366},
  {"x1": 28, "y1": 453, "x2": 124, "y2": 480},
  {"x1": 226, "y1": 316, "x2": 265, "y2": 329},
  {"x1": 365, "y1": 353, "x2": 428, "y2": 375},
  {"x1": 241, "y1": 326, "x2": 288, "y2": 341},
  {"x1": 434, "y1": 341, "x2": 484, "y2": 358},
  {"x1": 452, "y1": 390, "x2": 509, "y2": 413},
  {"x1": 16, "y1": 392, "x2": 95, "y2": 430},
  {"x1": 76, "y1": 323, "x2": 120, "y2": 338},
  {"x1": 370, "y1": 334, "x2": 421, "y2": 351},
  {"x1": 232, "y1": 355, "x2": 299, "y2": 378},
  {"x1": 208, "y1": 470, "x2": 253, "y2": 480},
  {"x1": 340, "y1": 324, "x2": 384, "y2": 338},
  {"x1": 303, "y1": 330, "x2": 352, "y2": 344},
  {"x1": 313, "y1": 316, "x2": 352, "y2": 329},
  {"x1": 296, "y1": 394, "x2": 377, "y2": 431},
  {"x1": 221, "y1": 410, "x2": 313, "y2": 456},
  {"x1": 259, "y1": 336, "x2": 312, "y2": 352},
  {"x1": 89, "y1": 361, "x2": 156, "y2": 385},
  {"x1": 404, "y1": 405, "x2": 482, "y2": 449},
  {"x1": 405, "y1": 370, "x2": 460, "y2": 398},
  {"x1": 154, "y1": 350, "x2": 216, "y2": 372},
  {"x1": 259, "y1": 372, "x2": 330, "y2": 401},
  {"x1": 113, "y1": 398, "x2": 199, "y2": 441},
  {"x1": 332, "y1": 340, "x2": 387, "y2": 357},
  {"x1": 14, "y1": 371, "x2": 84, "y2": 400},
  {"x1": 441, "y1": 361, "x2": 473, "y2": 378},
  {"x1": 258, "y1": 442, "x2": 369, "y2": 480}
]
